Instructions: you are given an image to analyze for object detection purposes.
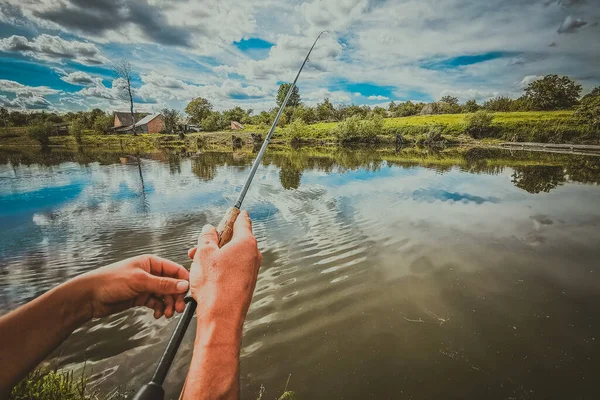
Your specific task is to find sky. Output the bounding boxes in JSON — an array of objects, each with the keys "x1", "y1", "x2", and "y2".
[{"x1": 0, "y1": 0, "x2": 599, "y2": 114}]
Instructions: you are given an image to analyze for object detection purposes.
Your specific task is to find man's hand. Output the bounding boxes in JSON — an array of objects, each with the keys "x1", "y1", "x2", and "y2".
[
  {"x1": 181, "y1": 210, "x2": 262, "y2": 400},
  {"x1": 76, "y1": 255, "x2": 190, "y2": 320},
  {"x1": 188, "y1": 210, "x2": 262, "y2": 328}
]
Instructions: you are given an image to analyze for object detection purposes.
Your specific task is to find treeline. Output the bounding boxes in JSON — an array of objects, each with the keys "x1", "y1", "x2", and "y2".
[
  {"x1": 2, "y1": 74, "x2": 598, "y2": 138},
  {"x1": 0, "y1": 108, "x2": 113, "y2": 132},
  {"x1": 183, "y1": 75, "x2": 599, "y2": 133}
]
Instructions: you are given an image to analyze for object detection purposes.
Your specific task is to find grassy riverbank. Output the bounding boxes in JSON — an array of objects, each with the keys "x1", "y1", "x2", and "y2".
[
  {"x1": 241, "y1": 111, "x2": 596, "y2": 144},
  {"x1": 0, "y1": 111, "x2": 597, "y2": 151}
]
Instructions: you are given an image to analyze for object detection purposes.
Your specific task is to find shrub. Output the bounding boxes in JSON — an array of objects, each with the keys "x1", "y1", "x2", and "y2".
[
  {"x1": 416, "y1": 124, "x2": 447, "y2": 146},
  {"x1": 464, "y1": 111, "x2": 494, "y2": 138},
  {"x1": 69, "y1": 119, "x2": 85, "y2": 144},
  {"x1": 333, "y1": 114, "x2": 383, "y2": 143},
  {"x1": 93, "y1": 113, "x2": 113, "y2": 134},
  {"x1": 284, "y1": 119, "x2": 309, "y2": 142},
  {"x1": 27, "y1": 122, "x2": 54, "y2": 147}
]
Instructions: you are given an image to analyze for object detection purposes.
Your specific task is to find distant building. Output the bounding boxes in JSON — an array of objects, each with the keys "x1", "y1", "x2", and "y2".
[
  {"x1": 113, "y1": 112, "x2": 149, "y2": 128},
  {"x1": 113, "y1": 113, "x2": 164, "y2": 134},
  {"x1": 231, "y1": 121, "x2": 245, "y2": 130},
  {"x1": 134, "y1": 114, "x2": 165, "y2": 133}
]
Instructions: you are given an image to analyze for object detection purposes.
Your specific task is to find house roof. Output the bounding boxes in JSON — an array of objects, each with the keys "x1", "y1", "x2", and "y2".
[
  {"x1": 114, "y1": 112, "x2": 149, "y2": 126},
  {"x1": 134, "y1": 113, "x2": 161, "y2": 127}
]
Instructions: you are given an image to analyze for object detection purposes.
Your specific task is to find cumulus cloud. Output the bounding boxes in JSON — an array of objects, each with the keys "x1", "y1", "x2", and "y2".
[
  {"x1": 0, "y1": 34, "x2": 108, "y2": 65},
  {"x1": 136, "y1": 72, "x2": 271, "y2": 107},
  {"x1": 557, "y1": 15, "x2": 588, "y2": 33},
  {"x1": 60, "y1": 71, "x2": 100, "y2": 86},
  {"x1": 0, "y1": 80, "x2": 59, "y2": 109},
  {"x1": 303, "y1": 88, "x2": 352, "y2": 105},
  {"x1": 2, "y1": 0, "x2": 600, "y2": 112},
  {"x1": 228, "y1": 34, "x2": 342, "y2": 83},
  {"x1": 2, "y1": 0, "x2": 267, "y2": 55}
]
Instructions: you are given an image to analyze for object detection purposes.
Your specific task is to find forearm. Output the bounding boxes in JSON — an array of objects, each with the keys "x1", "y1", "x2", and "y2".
[
  {"x1": 182, "y1": 317, "x2": 243, "y2": 400},
  {"x1": 0, "y1": 277, "x2": 91, "y2": 395}
]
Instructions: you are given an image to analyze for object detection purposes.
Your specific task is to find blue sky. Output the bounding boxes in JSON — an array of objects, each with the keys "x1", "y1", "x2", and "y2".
[{"x1": 0, "y1": 0, "x2": 598, "y2": 113}]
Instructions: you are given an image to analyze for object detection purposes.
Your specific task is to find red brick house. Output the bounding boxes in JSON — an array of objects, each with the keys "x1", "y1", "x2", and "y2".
[
  {"x1": 113, "y1": 112, "x2": 148, "y2": 128},
  {"x1": 113, "y1": 112, "x2": 164, "y2": 133},
  {"x1": 135, "y1": 114, "x2": 165, "y2": 133}
]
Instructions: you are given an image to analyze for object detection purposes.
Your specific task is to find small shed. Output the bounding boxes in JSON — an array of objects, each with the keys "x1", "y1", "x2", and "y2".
[{"x1": 231, "y1": 121, "x2": 245, "y2": 130}]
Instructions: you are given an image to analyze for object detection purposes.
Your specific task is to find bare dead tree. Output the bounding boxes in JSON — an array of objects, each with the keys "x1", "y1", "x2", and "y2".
[{"x1": 114, "y1": 60, "x2": 137, "y2": 135}]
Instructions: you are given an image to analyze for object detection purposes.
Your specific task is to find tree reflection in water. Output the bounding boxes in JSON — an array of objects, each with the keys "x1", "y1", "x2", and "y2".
[{"x1": 511, "y1": 166, "x2": 567, "y2": 194}]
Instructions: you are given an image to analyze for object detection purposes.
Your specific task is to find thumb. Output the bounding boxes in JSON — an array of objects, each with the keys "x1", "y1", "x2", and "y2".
[
  {"x1": 141, "y1": 273, "x2": 189, "y2": 295},
  {"x1": 231, "y1": 210, "x2": 253, "y2": 241}
]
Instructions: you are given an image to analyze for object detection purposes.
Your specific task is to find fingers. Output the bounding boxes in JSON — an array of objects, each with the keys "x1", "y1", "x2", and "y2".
[
  {"x1": 231, "y1": 210, "x2": 253, "y2": 242},
  {"x1": 135, "y1": 273, "x2": 189, "y2": 296},
  {"x1": 144, "y1": 296, "x2": 165, "y2": 319},
  {"x1": 146, "y1": 255, "x2": 189, "y2": 281},
  {"x1": 163, "y1": 294, "x2": 175, "y2": 319},
  {"x1": 175, "y1": 294, "x2": 186, "y2": 313},
  {"x1": 187, "y1": 247, "x2": 196, "y2": 259}
]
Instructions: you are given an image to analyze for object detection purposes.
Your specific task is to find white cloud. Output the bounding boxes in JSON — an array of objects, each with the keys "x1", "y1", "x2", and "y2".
[
  {"x1": 0, "y1": 80, "x2": 59, "y2": 109},
  {"x1": 518, "y1": 75, "x2": 543, "y2": 89},
  {"x1": 0, "y1": 34, "x2": 108, "y2": 65},
  {"x1": 60, "y1": 71, "x2": 101, "y2": 86},
  {"x1": 367, "y1": 95, "x2": 388, "y2": 101},
  {"x1": 2, "y1": 0, "x2": 600, "y2": 113}
]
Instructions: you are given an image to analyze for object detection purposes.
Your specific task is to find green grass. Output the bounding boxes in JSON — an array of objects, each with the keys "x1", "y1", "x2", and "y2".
[
  {"x1": 9, "y1": 366, "x2": 130, "y2": 400},
  {"x1": 242, "y1": 111, "x2": 597, "y2": 145},
  {"x1": 2, "y1": 111, "x2": 597, "y2": 150},
  {"x1": 11, "y1": 366, "x2": 293, "y2": 400}
]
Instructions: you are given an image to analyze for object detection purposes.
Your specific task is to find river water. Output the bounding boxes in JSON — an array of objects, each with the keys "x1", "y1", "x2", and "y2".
[{"x1": 1, "y1": 146, "x2": 600, "y2": 399}]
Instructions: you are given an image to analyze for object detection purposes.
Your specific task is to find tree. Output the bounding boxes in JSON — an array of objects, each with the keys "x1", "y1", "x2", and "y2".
[
  {"x1": 27, "y1": 121, "x2": 53, "y2": 148},
  {"x1": 388, "y1": 101, "x2": 397, "y2": 112},
  {"x1": 185, "y1": 97, "x2": 213, "y2": 124},
  {"x1": 161, "y1": 108, "x2": 181, "y2": 136},
  {"x1": 440, "y1": 95, "x2": 459, "y2": 106},
  {"x1": 276, "y1": 83, "x2": 301, "y2": 108},
  {"x1": 9, "y1": 111, "x2": 27, "y2": 126},
  {"x1": 293, "y1": 105, "x2": 317, "y2": 124},
  {"x1": 93, "y1": 113, "x2": 113, "y2": 134},
  {"x1": 575, "y1": 86, "x2": 600, "y2": 131},
  {"x1": 396, "y1": 101, "x2": 420, "y2": 117},
  {"x1": 316, "y1": 98, "x2": 335, "y2": 121},
  {"x1": 372, "y1": 106, "x2": 387, "y2": 117},
  {"x1": 464, "y1": 100, "x2": 480, "y2": 113},
  {"x1": 201, "y1": 112, "x2": 227, "y2": 131},
  {"x1": 0, "y1": 107, "x2": 8, "y2": 133},
  {"x1": 69, "y1": 118, "x2": 85, "y2": 144},
  {"x1": 114, "y1": 60, "x2": 138, "y2": 135},
  {"x1": 523, "y1": 74, "x2": 582, "y2": 110},
  {"x1": 223, "y1": 106, "x2": 248, "y2": 123},
  {"x1": 484, "y1": 96, "x2": 514, "y2": 112},
  {"x1": 439, "y1": 96, "x2": 461, "y2": 114}
]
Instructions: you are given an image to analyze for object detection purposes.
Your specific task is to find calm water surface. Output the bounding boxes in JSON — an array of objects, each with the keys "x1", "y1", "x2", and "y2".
[{"x1": 1, "y1": 147, "x2": 600, "y2": 399}]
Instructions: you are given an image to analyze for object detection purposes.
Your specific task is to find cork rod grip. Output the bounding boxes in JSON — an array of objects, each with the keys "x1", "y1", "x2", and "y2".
[{"x1": 216, "y1": 207, "x2": 240, "y2": 248}]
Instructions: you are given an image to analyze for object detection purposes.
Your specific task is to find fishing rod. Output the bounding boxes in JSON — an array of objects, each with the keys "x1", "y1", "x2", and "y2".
[{"x1": 133, "y1": 30, "x2": 328, "y2": 400}]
